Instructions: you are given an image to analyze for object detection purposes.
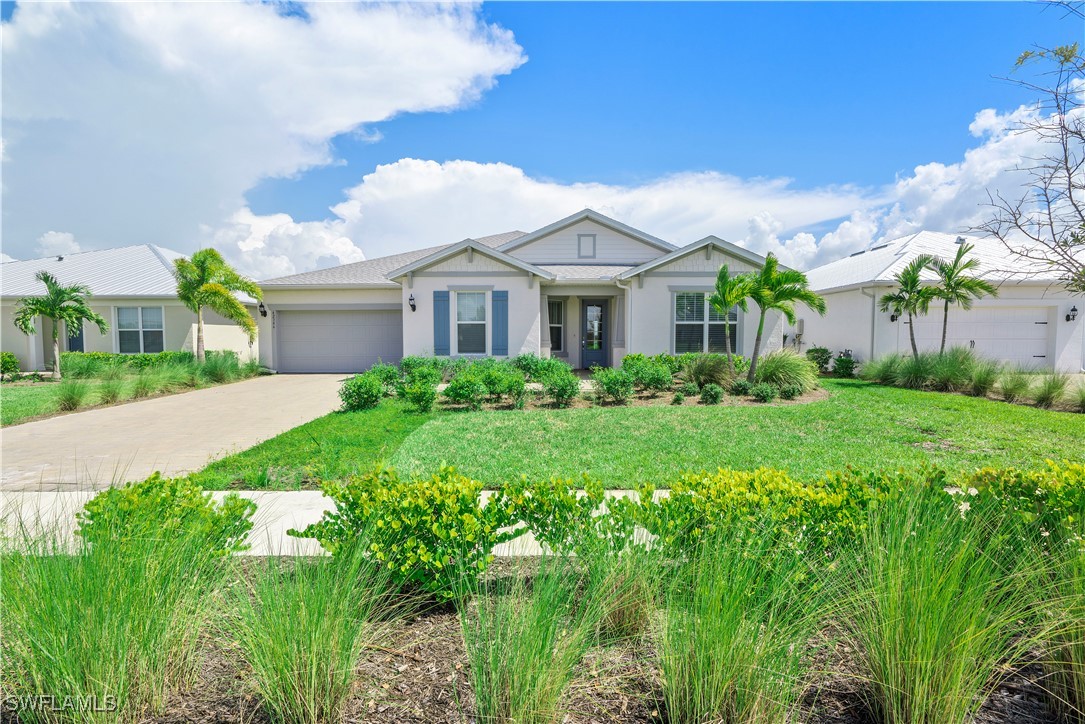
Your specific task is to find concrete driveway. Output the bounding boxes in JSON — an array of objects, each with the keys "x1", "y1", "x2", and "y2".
[{"x1": 0, "y1": 374, "x2": 344, "y2": 491}]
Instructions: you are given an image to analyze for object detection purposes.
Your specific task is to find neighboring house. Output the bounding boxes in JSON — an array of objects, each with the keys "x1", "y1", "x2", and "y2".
[
  {"x1": 256, "y1": 209, "x2": 785, "y2": 372},
  {"x1": 796, "y1": 231, "x2": 1084, "y2": 372},
  {"x1": 0, "y1": 245, "x2": 259, "y2": 371}
]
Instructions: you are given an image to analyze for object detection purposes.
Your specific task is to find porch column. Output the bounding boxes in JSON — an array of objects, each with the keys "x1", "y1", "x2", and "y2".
[
  {"x1": 613, "y1": 292, "x2": 626, "y2": 347},
  {"x1": 539, "y1": 293, "x2": 551, "y2": 358}
]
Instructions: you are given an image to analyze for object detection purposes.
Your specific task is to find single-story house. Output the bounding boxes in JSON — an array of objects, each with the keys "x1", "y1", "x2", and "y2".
[
  {"x1": 795, "y1": 231, "x2": 1084, "y2": 373},
  {"x1": 256, "y1": 209, "x2": 785, "y2": 372},
  {"x1": 1, "y1": 245, "x2": 259, "y2": 371}
]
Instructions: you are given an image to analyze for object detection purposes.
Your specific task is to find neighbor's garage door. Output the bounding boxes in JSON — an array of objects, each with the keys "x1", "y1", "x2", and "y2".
[
  {"x1": 907, "y1": 307, "x2": 1051, "y2": 368},
  {"x1": 277, "y1": 310, "x2": 402, "y2": 373}
]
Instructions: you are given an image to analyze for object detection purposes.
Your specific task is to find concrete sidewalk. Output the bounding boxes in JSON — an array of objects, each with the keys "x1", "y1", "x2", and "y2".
[{"x1": 1, "y1": 374, "x2": 344, "y2": 492}]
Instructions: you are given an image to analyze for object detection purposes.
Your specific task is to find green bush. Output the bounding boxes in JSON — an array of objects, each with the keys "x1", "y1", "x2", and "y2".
[
  {"x1": 368, "y1": 362, "x2": 401, "y2": 394},
  {"x1": 289, "y1": 466, "x2": 519, "y2": 600},
  {"x1": 1, "y1": 350, "x2": 20, "y2": 377},
  {"x1": 478, "y1": 361, "x2": 527, "y2": 404},
  {"x1": 402, "y1": 380, "x2": 438, "y2": 413},
  {"x1": 591, "y1": 366, "x2": 634, "y2": 405},
  {"x1": 750, "y1": 382, "x2": 779, "y2": 403},
  {"x1": 199, "y1": 350, "x2": 241, "y2": 383},
  {"x1": 339, "y1": 373, "x2": 383, "y2": 411},
  {"x1": 652, "y1": 352, "x2": 683, "y2": 376},
  {"x1": 897, "y1": 353, "x2": 937, "y2": 389},
  {"x1": 1074, "y1": 383, "x2": 1085, "y2": 413},
  {"x1": 131, "y1": 370, "x2": 162, "y2": 399},
  {"x1": 700, "y1": 383, "x2": 724, "y2": 405},
  {"x1": 97, "y1": 378, "x2": 129, "y2": 405},
  {"x1": 400, "y1": 355, "x2": 443, "y2": 379},
  {"x1": 444, "y1": 371, "x2": 488, "y2": 410},
  {"x1": 861, "y1": 354, "x2": 905, "y2": 385},
  {"x1": 779, "y1": 383, "x2": 803, "y2": 400},
  {"x1": 929, "y1": 347, "x2": 976, "y2": 392},
  {"x1": 621, "y1": 353, "x2": 672, "y2": 394},
  {"x1": 806, "y1": 346, "x2": 833, "y2": 373},
  {"x1": 999, "y1": 367, "x2": 1033, "y2": 403},
  {"x1": 969, "y1": 360, "x2": 1001, "y2": 397},
  {"x1": 55, "y1": 379, "x2": 93, "y2": 411},
  {"x1": 1034, "y1": 372, "x2": 1070, "y2": 408},
  {"x1": 403, "y1": 363, "x2": 442, "y2": 390},
  {"x1": 672, "y1": 391, "x2": 685, "y2": 405},
  {"x1": 678, "y1": 353, "x2": 737, "y2": 389},
  {"x1": 730, "y1": 379, "x2": 752, "y2": 396},
  {"x1": 678, "y1": 381, "x2": 699, "y2": 396},
  {"x1": 832, "y1": 353, "x2": 857, "y2": 378},
  {"x1": 60, "y1": 351, "x2": 199, "y2": 378},
  {"x1": 76, "y1": 472, "x2": 255, "y2": 556},
  {"x1": 542, "y1": 368, "x2": 581, "y2": 408},
  {"x1": 754, "y1": 349, "x2": 819, "y2": 393}
]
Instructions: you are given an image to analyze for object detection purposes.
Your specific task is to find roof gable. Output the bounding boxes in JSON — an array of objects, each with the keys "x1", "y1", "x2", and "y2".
[
  {"x1": 498, "y1": 209, "x2": 677, "y2": 257},
  {"x1": 387, "y1": 239, "x2": 556, "y2": 280},
  {"x1": 618, "y1": 236, "x2": 771, "y2": 279},
  {"x1": 0, "y1": 244, "x2": 184, "y2": 298}
]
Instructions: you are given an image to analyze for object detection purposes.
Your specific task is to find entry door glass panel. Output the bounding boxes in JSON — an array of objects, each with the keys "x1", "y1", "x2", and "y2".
[{"x1": 581, "y1": 300, "x2": 607, "y2": 368}]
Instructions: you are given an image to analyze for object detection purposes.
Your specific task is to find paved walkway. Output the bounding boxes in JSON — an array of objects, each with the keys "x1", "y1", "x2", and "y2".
[{"x1": 0, "y1": 375, "x2": 344, "y2": 491}]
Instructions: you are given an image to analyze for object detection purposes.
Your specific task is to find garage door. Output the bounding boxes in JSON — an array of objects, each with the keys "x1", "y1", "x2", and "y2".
[
  {"x1": 906, "y1": 307, "x2": 1051, "y2": 368},
  {"x1": 277, "y1": 310, "x2": 403, "y2": 373}
]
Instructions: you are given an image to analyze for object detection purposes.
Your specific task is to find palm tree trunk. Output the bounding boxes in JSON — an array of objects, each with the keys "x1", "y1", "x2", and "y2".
[
  {"x1": 940, "y1": 301, "x2": 949, "y2": 354},
  {"x1": 196, "y1": 306, "x2": 205, "y2": 363},
  {"x1": 908, "y1": 311, "x2": 919, "y2": 359},
  {"x1": 746, "y1": 308, "x2": 767, "y2": 383},
  {"x1": 52, "y1": 331, "x2": 61, "y2": 380},
  {"x1": 723, "y1": 311, "x2": 735, "y2": 375}
]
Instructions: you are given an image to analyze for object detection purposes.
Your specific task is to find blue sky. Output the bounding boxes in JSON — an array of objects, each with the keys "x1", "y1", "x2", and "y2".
[{"x1": 246, "y1": 2, "x2": 1077, "y2": 223}]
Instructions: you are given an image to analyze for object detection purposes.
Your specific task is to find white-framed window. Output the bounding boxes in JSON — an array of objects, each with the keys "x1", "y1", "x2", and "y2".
[
  {"x1": 117, "y1": 306, "x2": 164, "y2": 354},
  {"x1": 673, "y1": 292, "x2": 738, "y2": 354},
  {"x1": 456, "y1": 291, "x2": 487, "y2": 355},
  {"x1": 548, "y1": 299, "x2": 564, "y2": 353},
  {"x1": 577, "y1": 234, "x2": 596, "y2": 259}
]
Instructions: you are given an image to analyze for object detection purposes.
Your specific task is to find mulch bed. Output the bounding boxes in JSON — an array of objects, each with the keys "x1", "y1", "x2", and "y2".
[{"x1": 442, "y1": 387, "x2": 829, "y2": 413}]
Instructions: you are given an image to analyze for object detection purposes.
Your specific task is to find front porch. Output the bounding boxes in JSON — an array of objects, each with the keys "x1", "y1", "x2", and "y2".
[{"x1": 539, "y1": 286, "x2": 628, "y2": 369}]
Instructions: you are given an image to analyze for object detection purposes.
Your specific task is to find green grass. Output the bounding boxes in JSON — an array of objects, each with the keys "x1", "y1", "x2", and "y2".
[
  {"x1": 0, "y1": 384, "x2": 61, "y2": 424},
  {"x1": 196, "y1": 380, "x2": 1085, "y2": 490}
]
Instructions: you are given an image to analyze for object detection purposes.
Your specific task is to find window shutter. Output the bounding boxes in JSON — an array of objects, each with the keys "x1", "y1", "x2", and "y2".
[
  {"x1": 492, "y1": 290, "x2": 508, "y2": 356},
  {"x1": 433, "y1": 291, "x2": 450, "y2": 356}
]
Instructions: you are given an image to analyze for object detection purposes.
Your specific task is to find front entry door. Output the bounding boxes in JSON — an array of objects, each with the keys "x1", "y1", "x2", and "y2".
[{"x1": 580, "y1": 299, "x2": 608, "y2": 368}]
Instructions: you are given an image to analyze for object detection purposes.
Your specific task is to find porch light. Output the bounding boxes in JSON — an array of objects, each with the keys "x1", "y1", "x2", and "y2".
[
  {"x1": 257, "y1": 302, "x2": 268, "y2": 318},
  {"x1": 408, "y1": 294, "x2": 416, "y2": 312},
  {"x1": 1068, "y1": 305, "x2": 1079, "y2": 323},
  {"x1": 890, "y1": 313, "x2": 899, "y2": 322}
]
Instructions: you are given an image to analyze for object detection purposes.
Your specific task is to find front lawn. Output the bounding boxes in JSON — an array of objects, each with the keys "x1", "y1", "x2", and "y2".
[
  {"x1": 0, "y1": 384, "x2": 60, "y2": 425},
  {"x1": 195, "y1": 379, "x2": 1085, "y2": 490}
]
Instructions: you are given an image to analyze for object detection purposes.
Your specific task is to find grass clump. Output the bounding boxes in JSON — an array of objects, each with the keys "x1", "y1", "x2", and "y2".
[
  {"x1": 754, "y1": 349, "x2": 819, "y2": 393},
  {"x1": 999, "y1": 367, "x2": 1033, "y2": 403},
  {"x1": 1074, "y1": 383, "x2": 1085, "y2": 413},
  {"x1": 929, "y1": 346, "x2": 976, "y2": 391},
  {"x1": 55, "y1": 378, "x2": 93, "y2": 411},
  {"x1": 1047, "y1": 530, "x2": 1085, "y2": 724},
  {"x1": 860, "y1": 353, "x2": 905, "y2": 385},
  {"x1": 969, "y1": 359, "x2": 1001, "y2": 397},
  {"x1": 96, "y1": 377, "x2": 129, "y2": 405},
  {"x1": 1034, "y1": 372, "x2": 1070, "y2": 409},
  {"x1": 896, "y1": 352, "x2": 936, "y2": 389}
]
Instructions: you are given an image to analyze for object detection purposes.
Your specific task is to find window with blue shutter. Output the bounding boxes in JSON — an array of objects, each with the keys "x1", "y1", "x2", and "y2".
[
  {"x1": 492, "y1": 290, "x2": 508, "y2": 356},
  {"x1": 433, "y1": 291, "x2": 450, "y2": 355}
]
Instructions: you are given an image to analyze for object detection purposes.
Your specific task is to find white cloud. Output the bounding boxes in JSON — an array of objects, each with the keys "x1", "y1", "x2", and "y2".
[
  {"x1": 35, "y1": 231, "x2": 80, "y2": 257},
  {"x1": 1, "y1": 2, "x2": 524, "y2": 257},
  {"x1": 1, "y1": 253, "x2": 17, "y2": 263}
]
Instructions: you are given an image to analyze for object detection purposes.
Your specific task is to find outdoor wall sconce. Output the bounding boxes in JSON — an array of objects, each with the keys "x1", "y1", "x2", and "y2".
[
  {"x1": 1068, "y1": 305, "x2": 1079, "y2": 323},
  {"x1": 408, "y1": 294, "x2": 416, "y2": 312},
  {"x1": 257, "y1": 302, "x2": 268, "y2": 318},
  {"x1": 890, "y1": 313, "x2": 899, "y2": 322}
]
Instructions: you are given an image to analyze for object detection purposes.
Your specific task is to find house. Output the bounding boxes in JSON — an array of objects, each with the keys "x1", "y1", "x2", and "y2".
[
  {"x1": 256, "y1": 209, "x2": 784, "y2": 372},
  {"x1": 0, "y1": 245, "x2": 259, "y2": 371},
  {"x1": 796, "y1": 231, "x2": 1084, "y2": 372}
]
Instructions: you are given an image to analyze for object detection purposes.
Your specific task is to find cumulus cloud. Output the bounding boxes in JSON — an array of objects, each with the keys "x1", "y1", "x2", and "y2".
[
  {"x1": 35, "y1": 231, "x2": 80, "y2": 257},
  {"x1": 1, "y1": 1, "x2": 524, "y2": 257}
]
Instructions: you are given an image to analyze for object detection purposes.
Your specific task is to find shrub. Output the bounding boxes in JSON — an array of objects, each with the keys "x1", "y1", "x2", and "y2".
[
  {"x1": 832, "y1": 352, "x2": 857, "y2": 378},
  {"x1": 860, "y1": 353, "x2": 905, "y2": 385},
  {"x1": 1048, "y1": 531, "x2": 1085, "y2": 723},
  {"x1": 591, "y1": 366, "x2": 634, "y2": 405},
  {"x1": 338, "y1": 372, "x2": 383, "y2": 411},
  {"x1": 963, "y1": 462, "x2": 1085, "y2": 549},
  {"x1": 678, "y1": 381, "x2": 698, "y2": 396},
  {"x1": 652, "y1": 352, "x2": 683, "y2": 376},
  {"x1": 443, "y1": 370, "x2": 488, "y2": 410},
  {"x1": 403, "y1": 363, "x2": 442, "y2": 389},
  {"x1": 779, "y1": 383, "x2": 803, "y2": 400},
  {"x1": 199, "y1": 350, "x2": 241, "y2": 383},
  {"x1": 730, "y1": 379, "x2": 752, "y2": 396},
  {"x1": 368, "y1": 361, "x2": 401, "y2": 394},
  {"x1": 754, "y1": 349, "x2": 819, "y2": 393},
  {"x1": 1034, "y1": 372, "x2": 1070, "y2": 408},
  {"x1": 806, "y1": 346, "x2": 833, "y2": 373},
  {"x1": 750, "y1": 382, "x2": 779, "y2": 403},
  {"x1": 929, "y1": 347, "x2": 976, "y2": 392},
  {"x1": 289, "y1": 466, "x2": 519, "y2": 600},
  {"x1": 969, "y1": 360, "x2": 1001, "y2": 397},
  {"x1": 999, "y1": 367, "x2": 1033, "y2": 403},
  {"x1": 55, "y1": 379, "x2": 92, "y2": 411},
  {"x1": 402, "y1": 380, "x2": 438, "y2": 413},
  {"x1": 542, "y1": 368, "x2": 581, "y2": 408},
  {"x1": 700, "y1": 383, "x2": 724, "y2": 405},
  {"x1": 511, "y1": 352, "x2": 544, "y2": 379},
  {"x1": 897, "y1": 353, "x2": 936, "y2": 389},
  {"x1": 671, "y1": 391, "x2": 685, "y2": 405},
  {"x1": 76, "y1": 472, "x2": 255, "y2": 556},
  {"x1": 131, "y1": 370, "x2": 162, "y2": 399},
  {"x1": 400, "y1": 355, "x2": 444, "y2": 380},
  {"x1": 97, "y1": 377, "x2": 128, "y2": 405},
  {"x1": 678, "y1": 353, "x2": 735, "y2": 389},
  {"x1": 1074, "y1": 383, "x2": 1085, "y2": 413},
  {"x1": 478, "y1": 361, "x2": 526, "y2": 404},
  {"x1": 1, "y1": 350, "x2": 20, "y2": 378}
]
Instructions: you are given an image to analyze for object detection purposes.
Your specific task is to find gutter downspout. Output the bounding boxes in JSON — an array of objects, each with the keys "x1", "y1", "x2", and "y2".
[
  {"x1": 859, "y1": 286, "x2": 876, "y2": 361},
  {"x1": 615, "y1": 277, "x2": 633, "y2": 353}
]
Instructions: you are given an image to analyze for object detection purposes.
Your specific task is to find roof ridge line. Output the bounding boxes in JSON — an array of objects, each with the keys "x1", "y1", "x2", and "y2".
[{"x1": 146, "y1": 244, "x2": 177, "y2": 277}]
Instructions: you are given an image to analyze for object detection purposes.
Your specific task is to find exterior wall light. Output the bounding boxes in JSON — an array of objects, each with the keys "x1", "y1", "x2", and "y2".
[
  {"x1": 408, "y1": 294, "x2": 416, "y2": 312},
  {"x1": 257, "y1": 302, "x2": 268, "y2": 318},
  {"x1": 890, "y1": 313, "x2": 899, "y2": 322},
  {"x1": 1068, "y1": 305, "x2": 1079, "y2": 323}
]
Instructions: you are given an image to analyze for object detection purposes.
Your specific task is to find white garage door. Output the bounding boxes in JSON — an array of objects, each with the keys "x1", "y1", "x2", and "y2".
[
  {"x1": 907, "y1": 307, "x2": 1051, "y2": 368},
  {"x1": 277, "y1": 310, "x2": 403, "y2": 373}
]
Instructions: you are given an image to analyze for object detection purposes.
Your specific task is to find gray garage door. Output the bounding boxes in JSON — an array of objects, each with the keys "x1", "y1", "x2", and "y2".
[{"x1": 277, "y1": 310, "x2": 403, "y2": 373}]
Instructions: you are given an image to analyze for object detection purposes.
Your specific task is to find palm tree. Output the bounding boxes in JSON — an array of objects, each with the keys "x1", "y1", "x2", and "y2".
[
  {"x1": 745, "y1": 253, "x2": 827, "y2": 383},
  {"x1": 173, "y1": 249, "x2": 263, "y2": 362},
  {"x1": 928, "y1": 243, "x2": 998, "y2": 353},
  {"x1": 13, "y1": 271, "x2": 109, "y2": 380},
  {"x1": 707, "y1": 264, "x2": 753, "y2": 374},
  {"x1": 879, "y1": 255, "x2": 938, "y2": 360}
]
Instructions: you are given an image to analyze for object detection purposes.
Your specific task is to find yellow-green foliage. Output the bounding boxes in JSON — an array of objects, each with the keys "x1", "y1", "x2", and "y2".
[{"x1": 290, "y1": 465, "x2": 519, "y2": 599}]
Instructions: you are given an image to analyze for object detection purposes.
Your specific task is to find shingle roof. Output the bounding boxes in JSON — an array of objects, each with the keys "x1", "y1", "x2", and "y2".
[
  {"x1": 259, "y1": 231, "x2": 526, "y2": 287},
  {"x1": 0, "y1": 244, "x2": 185, "y2": 298},
  {"x1": 538, "y1": 264, "x2": 634, "y2": 280},
  {"x1": 805, "y1": 231, "x2": 1064, "y2": 292}
]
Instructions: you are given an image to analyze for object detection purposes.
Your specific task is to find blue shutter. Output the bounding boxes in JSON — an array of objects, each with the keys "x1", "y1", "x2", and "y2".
[
  {"x1": 433, "y1": 291, "x2": 450, "y2": 356},
  {"x1": 492, "y1": 290, "x2": 508, "y2": 356}
]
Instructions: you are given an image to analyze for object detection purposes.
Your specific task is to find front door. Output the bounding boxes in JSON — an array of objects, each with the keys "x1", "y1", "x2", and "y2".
[{"x1": 580, "y1": 299, "x2": 608, "y2": 368}]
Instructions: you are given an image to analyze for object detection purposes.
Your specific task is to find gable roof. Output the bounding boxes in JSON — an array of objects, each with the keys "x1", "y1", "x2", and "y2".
[
  {"x1": 498, "y1": 209, "x2": 677, "y2": 254},
  {"x1": 387, "y1": 237, "x2": 556, "y2": 280},
  {"x1": 805, "y1": 231, "x2": 1065, "y2": 293},
  {"x1": 0, "y1": 244, "x2": 186, "y2": 298},
  {"x1": 259, "y1": 231, "x2": 524, "y2": 288},
  {"x1": 617, "y1": 235, "x2": 772, "y2": 280}
]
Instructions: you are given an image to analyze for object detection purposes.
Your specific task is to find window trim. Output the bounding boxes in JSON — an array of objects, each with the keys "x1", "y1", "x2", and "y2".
[
  {"x1": 671, "y1": 291, "x2": 740, "y2": 354},
  {"x1": 547, "y1": 299, "x2": 565, "y2": 354},
  {"x1": 115, "y1": 305, "x2": 166, "y2": 354},
  {"x1": 577, "y1": 233, "x2": 597, "y2": 259},
  {"x1": 453, "y1": 290, "x2": 488, "y2": 356}
]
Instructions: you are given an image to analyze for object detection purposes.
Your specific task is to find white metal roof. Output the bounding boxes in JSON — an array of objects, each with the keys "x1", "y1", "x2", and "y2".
[
  {"x1": 805, "y1": 231, "x2": 1066, "y2": 292},
  {"x1": 0, "y1": 244, "x2": 185, "y2": 298}
]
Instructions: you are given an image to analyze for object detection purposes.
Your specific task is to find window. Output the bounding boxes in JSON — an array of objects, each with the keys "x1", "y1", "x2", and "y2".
[
  {"x1": 66, "y1": 322, "x2": 84, "y2": 353},
  {"x1": 456, "y1": 292, "x2": 486, "y2": 354},
  {"x1": 577, "y1": 234, "x2": 596, "y2": 259},
  {"x1": 117, "y1": 306, "x2": 164, "y2": 354},
  {"x1": 673, "y1": 292, "x2": 738, "y2": 354},
  {"x1": 548, "y1": 300, "x2": 564, "y2": 353}
]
